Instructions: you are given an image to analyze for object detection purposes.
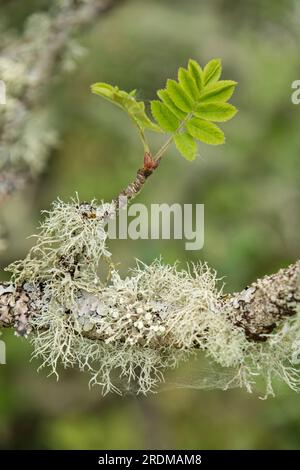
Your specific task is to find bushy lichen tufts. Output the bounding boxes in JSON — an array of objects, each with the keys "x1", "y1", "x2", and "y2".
[
  {"x1": 6, "y1": 200, "x2": 300, "y2": 396},
  {"x1": 8, "y1": 196, "x2": 113, "y2": 290}
]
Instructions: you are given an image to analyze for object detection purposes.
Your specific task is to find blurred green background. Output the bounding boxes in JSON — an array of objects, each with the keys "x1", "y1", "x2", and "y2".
[{"x1": 1, "y1": 0, "x2": 300, "y2": 449}]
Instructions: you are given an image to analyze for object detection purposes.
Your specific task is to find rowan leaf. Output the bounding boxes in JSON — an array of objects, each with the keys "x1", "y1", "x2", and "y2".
[
  {"x1": 174, "y1": 131, "x2": 197, "y2": 161},
  {"x1": 186, "y1": 117, "x2": 225, "y2": 145},
  {"x1": 91, "y1": 82, "x2": 160, "y2": 132},
  {"x1": 92, "y1": 60, "x2": 238, "y2": 156},
  {"x1": 195, "y1": 102, "x2": 237, "y2": 122},
  {"x1": 150, "y1": 100, "x2": 180, "y2": 132}
]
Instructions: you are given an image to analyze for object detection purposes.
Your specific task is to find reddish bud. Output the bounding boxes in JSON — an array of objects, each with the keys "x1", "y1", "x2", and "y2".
[{"x1": 143, "y1": 152, "x2": 158, "y2": 170}]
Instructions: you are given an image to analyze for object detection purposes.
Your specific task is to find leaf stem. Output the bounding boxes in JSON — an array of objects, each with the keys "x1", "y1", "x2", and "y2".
[{"x1": 138, "y1": 127, "x2": 150, "y2": 153}]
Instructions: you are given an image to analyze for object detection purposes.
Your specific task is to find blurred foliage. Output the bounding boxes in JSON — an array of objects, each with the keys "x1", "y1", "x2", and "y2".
[{"x1": 1, "y1": 0, "x2": 300, "y2": 450}]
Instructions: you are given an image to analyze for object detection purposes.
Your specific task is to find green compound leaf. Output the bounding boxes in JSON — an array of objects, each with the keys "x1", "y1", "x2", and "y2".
[
  {"x1": 174, "y1": 131, "x2": 197, "y2": 161},
  {"x1": 150, "y1": 58, "x2": 237, "y2": 159},
  {"x1": 186, "y1": 117, "x2": 225, "y2": 145},
  {"x1": 91, "y1": 82, "x2": 160, "y2": 133},
  {"x1": 150, "y1": 100, "x2": 180, "y2": 132},
  {"x1": 92, "y1": 59, "x2": 237, "y2": 162},
  {"x1": 195, "y1": 102, "x2": 238, "y2": 122},
  {"x1": 203, "y1": 59, "x2": 222, "y2": 86}
]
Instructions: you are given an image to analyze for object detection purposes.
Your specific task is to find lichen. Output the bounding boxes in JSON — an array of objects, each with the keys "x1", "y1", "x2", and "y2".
[
  {"x1": 8, "y1": 196, "x2": 113, "y2": 289},
  {"x1": 6, "y1": 197, "x2": 300, "y2": 396}
]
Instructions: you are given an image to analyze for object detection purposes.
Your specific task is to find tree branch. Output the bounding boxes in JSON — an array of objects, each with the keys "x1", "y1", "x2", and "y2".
[
  {"x1": 224, "y1": 260, "x2": 300, "y2": 341},
  {"x1": 113, "y1": 153, "x2": 161, "y2": 209},
  {"x1": 1, "y1": 261, "x2": 299, "y2": 343},
  {"x1": 0, "y1": 0, "x2": 124, "y2": 200}
]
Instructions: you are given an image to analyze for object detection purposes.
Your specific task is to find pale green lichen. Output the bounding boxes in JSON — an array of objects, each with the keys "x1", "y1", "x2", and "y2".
[
  {"x1": 243, "y1": 310, "x2": 300, "y2": 398},
  {"x1": 7, "y1": 197, "x2": 300, "y2": 396},
  {"x1": 9, "y1": 196, "x2": 113, "y2": 290}
]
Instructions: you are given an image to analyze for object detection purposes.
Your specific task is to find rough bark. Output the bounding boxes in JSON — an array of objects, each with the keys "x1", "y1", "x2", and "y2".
[
  {"x1": 1, "y1": 260, "x2": 300, "y2": 343},
  {"x1": 224, "y1": 260, "x2": 300, "y2": 341}
]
